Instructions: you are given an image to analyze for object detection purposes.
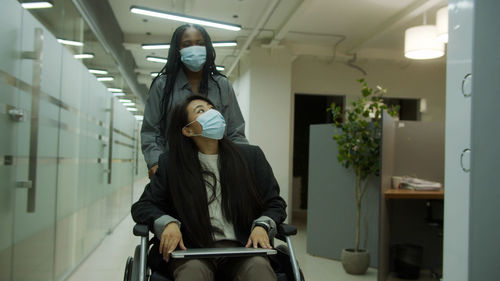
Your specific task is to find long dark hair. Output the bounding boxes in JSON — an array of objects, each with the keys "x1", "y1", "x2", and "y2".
[
  {"x1": 154, "y1": 24, "x2": 223, "y2": 137},
  {"x1": 166, "y1": 95, "x2": 263, "y2": 247}
]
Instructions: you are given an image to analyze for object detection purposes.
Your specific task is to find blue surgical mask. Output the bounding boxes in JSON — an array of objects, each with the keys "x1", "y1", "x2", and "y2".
[
  {"x1": 185, "y1": 109, "x2": 226, "y2": 140},
  {"x1": 180, "y1": 46, "x2": 206, "y2": 72}
]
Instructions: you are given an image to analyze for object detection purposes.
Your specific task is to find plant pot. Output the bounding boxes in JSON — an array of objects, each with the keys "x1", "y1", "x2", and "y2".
[{"x1": 341, "y1": 248, "x2": 370, "y2": 275}]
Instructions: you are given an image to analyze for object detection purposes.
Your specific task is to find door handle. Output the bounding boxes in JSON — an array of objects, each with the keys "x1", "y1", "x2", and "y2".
[
  {"x1": 7, "y1": 105, "x2": 25, "y2": 122},
  {"x1": 461, "y1": 73, "x2": 472, "y2": 97},
  {"x1": 460, "y1": 148, "x2": 471, "y2": 173},
  {"x1": 16, "y1": 181, "x2": 33, "y2": 189},
  {"x1": 22, "y1": 28, "x2": 43, "y2": 213},
  {"x1": 107, "y1": 99, "x2": 114, "y2": 184}
]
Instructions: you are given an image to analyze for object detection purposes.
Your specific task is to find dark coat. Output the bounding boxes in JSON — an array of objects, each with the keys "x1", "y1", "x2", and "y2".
[{"x1": 131, "y1": 143, "x2": 287, "y2": 246}]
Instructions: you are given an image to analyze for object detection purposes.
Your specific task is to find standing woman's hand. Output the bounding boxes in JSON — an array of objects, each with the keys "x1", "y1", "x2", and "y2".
[
  {"x1": 148, "y1": 164, "x2": 159, "y2": 179},
  {"x1": 159, "y1": 222, "x2": 186, "y2": 262},
  {"x1": 245, "y1": 226, "x2": 272, "y2": 249}
]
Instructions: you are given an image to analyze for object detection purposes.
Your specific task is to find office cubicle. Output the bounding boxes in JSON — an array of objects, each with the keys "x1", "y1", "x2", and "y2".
[{"x1": 307, "y1": 113, "x2": 444, "y2": 280}]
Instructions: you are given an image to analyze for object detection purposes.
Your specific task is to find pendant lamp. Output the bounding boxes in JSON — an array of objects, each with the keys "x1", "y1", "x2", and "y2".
[
  {"x1": 436, "y1": 6, "x2": 449, "y2": 43},
  {"x1": 404, "y1": 13, "x2": 445, "y2": 60}
]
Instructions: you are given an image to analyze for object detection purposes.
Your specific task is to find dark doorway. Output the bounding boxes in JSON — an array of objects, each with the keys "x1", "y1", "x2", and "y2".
[{"x1": 293, "y1": 94, "x2": 345, "y2": 210}]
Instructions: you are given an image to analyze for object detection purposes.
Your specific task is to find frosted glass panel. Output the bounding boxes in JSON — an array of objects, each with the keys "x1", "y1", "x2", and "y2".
[
  {"x1": 0, "y1": 1, "x2": 23, "y2": 280},
  {"x1": 12, "y1": 9, "x2": 59, "y2": 281},
  {"x1": 1, "y1": 2, "x2": 144, "y2": 281}
]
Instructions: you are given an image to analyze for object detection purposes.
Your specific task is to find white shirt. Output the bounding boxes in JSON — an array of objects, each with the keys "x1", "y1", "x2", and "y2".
[{"x1": 198, "y1": 152, "x2": 237, "y2": 241}]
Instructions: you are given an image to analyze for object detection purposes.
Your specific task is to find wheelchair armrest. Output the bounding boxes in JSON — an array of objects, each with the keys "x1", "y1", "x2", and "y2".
[
  {"x1": 275, "y1": 223, "x2": 297, "y2": 241},
  {"x1": 278, "y1": 223, "x2": 297, "y2": 236},
  {"x1": 133, "y1": 224, "x2": 150, "y2": 237}
]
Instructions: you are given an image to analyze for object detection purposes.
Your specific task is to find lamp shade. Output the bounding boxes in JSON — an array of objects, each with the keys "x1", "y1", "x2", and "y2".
[
  {"x1": 404, "y1": 25, "x2": 444, "y2": 60},
  {"x1": 436, "y1": 7, "x2": 448, "y2": 43}
]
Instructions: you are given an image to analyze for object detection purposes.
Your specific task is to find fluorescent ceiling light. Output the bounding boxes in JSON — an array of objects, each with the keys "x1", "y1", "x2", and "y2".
[
  {"x1": 150, "y1": 72, "x2": 160, "y2": 77},
  {"x1": 213, "y1": 41, "x2": 238, "y2": 47},
  {"x1": 21, "y1": 1, "x2": 53, "y2": 9},
  {"x1": 130, "y1": 5, "x2": 241, "y2": 31},
  {"x1": 113, "y1": 92, "x2": 126, "y2": 97},
  {"x1": 89, "y1": 69, "x2": 108, "y2": 75},
  {"x1": 119, "y1": 99, "x2": 132, "y2": 103},
  {"x1": 97, "y1": 76, "x2": 114, "y2": 81},
  {"x1": 141, "y1": 41, "x2": 237, "y2": 50},
  {"x1": 135, "y1": 115, "x2": 144, "y2": 121},
  {"x1": 216, "y1": 66, "x2": 225, "y2": 71},
  {"x1": 123, "y1": 102, "x2": 135, "y2": 106},
  {"x1": 404, "y1": 25, "x2": 444, "y2": 60},
  {"x1": 108, "y1": 88, "x2": 123, "y2": 92},
  {"x1": 142, "y1": 43, "x2": 170, "y2": 50},
  {"x1": 57, "y1": 39, "x2": 83, "y2": 47},
  {"x1": 146, "y1": 56, "x2": 167, "y2": 64},
  {"x1": 74, "y1": 53, "x2": 94, "y2": 59},
  {"x1": 127, "y1": 108, "x2": 138, "y2": 112}
]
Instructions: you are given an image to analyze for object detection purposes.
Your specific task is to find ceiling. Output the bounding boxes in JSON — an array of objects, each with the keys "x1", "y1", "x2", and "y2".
[{"x1": 25, "y1": 0, "x2": 448, "y2": 111}]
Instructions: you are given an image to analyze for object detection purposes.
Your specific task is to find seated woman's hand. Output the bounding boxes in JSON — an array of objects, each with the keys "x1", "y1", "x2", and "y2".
[
  {"x1": 159, "y1": 222, "x2": 186, "y2": 262},
  {"x1": 245, "y1": 226, "x2": 272, "y2": 249}
]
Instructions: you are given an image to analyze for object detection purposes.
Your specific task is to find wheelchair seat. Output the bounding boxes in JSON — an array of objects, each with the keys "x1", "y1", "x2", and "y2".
[{"x1": 124, "y1": 223, "x2": 304, "y2": 281}]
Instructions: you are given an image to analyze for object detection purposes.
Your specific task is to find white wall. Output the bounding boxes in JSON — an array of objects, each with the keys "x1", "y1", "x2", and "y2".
[
  {"x1": 233, "y1": 55, "x2": 252, "y2": 139},
  {"x1": 292, "y1": 57, "x2": 446, "y2": 122},
  {"x1": 234, "y1": 46, "x2": 293, "y2": 221}
]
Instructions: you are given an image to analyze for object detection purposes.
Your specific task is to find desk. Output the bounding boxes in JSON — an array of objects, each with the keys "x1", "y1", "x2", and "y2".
[
  {"x1": 379, "y1": 188, "x2": 444, "y2": 280},
  {"x1": 384, "y1": 189, "x2": 444, "y2": 200}
]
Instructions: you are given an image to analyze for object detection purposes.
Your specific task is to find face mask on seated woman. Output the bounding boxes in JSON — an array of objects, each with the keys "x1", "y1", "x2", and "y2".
[{"x1": 184, "y1": 108, "x2": 226, "y2": 140}]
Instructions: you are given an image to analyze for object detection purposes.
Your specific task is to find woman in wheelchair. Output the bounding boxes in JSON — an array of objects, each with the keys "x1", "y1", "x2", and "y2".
[{"x1": 131, "y1": 95, "x2": 287, "y2": 281}]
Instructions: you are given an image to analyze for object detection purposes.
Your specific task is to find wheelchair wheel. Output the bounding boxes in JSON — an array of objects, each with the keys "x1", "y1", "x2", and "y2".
[
  {"x1": 130, "y1": 245, "x2": 142, "y2": 281},
  {"x1": 124, "y1": 256, "x2": 133, "y2": 281},
  {"x1": 275, "y1": 245, "x2": 306, "y2": 281}
]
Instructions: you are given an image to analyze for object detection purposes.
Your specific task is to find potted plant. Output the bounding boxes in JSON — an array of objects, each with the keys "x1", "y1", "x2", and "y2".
[{"x1": 327, "y1": 78, "x2": 398, "y2": 275}]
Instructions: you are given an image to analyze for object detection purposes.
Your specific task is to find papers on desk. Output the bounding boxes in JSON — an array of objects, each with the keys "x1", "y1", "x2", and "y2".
[{"x1": 400, "y1": 177, "x2": 443, "y2": 191}]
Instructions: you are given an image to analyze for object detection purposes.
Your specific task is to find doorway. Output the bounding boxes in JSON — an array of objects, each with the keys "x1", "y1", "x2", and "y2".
[{"x1": 292, "y1": 93, "x2": 345, "y2": 215}]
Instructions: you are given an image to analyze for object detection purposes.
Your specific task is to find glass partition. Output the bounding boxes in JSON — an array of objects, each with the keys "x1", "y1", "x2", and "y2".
[{"x1": 1, "y1": 1, "x2": 147, "y2": 281}]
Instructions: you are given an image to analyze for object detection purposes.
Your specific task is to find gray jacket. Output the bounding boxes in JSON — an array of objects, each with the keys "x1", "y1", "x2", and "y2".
[{"x1": 141, "y1": 70, "x2": 248, "y2": 168}]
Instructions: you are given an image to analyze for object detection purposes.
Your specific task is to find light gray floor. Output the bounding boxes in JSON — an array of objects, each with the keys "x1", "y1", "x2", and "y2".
[{"x1": 65, "y1": 213, "x2": 379, "y2": 281}]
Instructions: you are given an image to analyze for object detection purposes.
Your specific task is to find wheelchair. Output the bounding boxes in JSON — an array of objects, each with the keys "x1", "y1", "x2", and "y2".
[{"x1": 124, "y1": 223, "x2": 305, "y2": 281}]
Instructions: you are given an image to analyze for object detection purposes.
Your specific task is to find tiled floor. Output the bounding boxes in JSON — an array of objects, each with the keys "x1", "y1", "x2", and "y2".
[{"x1": 66, "y1": 214, "x2": 379, "y2": 281}]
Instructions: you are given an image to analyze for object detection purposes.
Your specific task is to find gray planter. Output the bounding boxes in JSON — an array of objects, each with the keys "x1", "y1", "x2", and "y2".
[{"x1": 341, "y1": 248, "x2": 370, "y2": 275}]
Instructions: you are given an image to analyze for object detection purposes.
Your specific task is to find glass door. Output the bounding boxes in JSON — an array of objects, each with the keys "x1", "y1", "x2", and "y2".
[{"x1": 9, "y1": 8, "x2": 61, "y2": 281}]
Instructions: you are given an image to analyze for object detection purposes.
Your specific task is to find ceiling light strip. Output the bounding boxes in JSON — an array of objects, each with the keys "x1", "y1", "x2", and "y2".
[
  {"x1": 142, "y1": 44, "x2": 170, "y2": 50},
  {"x1": 57, "y1": 39, "x2": 84, "y2": 46},
  {"x1": 130, "y1": 5, "x2": 241, "y2": 31},
  {"x1": 213, "y1": 41, "x2": 238, "y2": 47},
  {"x1": 146, "y1": 56, "x2": 167, "y2": 64},
  {"x1": 74, "y1": 53, "x2": 94, "y2": 59},
  {"x1": 89, "y1": 69, "x2": 108, "y2": 75},
  {"x1": 141, "y1": 41, "x2": 237, "y2": 50},
  {"x1": 21, "y1": 1, "x2": 53, "y2": 9},
  {"x1": 97, "y1": 77, "x2": 114, "y2": 81}
]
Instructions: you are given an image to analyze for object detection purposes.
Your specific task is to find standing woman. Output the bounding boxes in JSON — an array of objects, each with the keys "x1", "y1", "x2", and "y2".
[{"x1": 141, "y1": 24, "x2": 248, "y2": 178}]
